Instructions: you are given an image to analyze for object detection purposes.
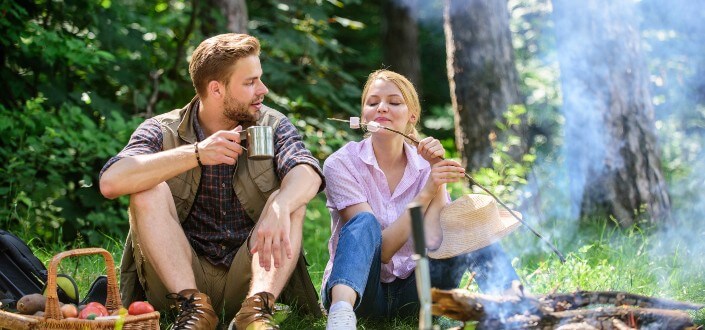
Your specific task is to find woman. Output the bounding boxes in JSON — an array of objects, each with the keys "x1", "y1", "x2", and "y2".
[{"x1": 321, "y1": 70, "x2": 520, "y2": 329}]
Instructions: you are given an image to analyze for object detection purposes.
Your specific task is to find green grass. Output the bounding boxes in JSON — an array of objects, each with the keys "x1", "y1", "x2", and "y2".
[{"x1": 19, "y1": 194, "x2": 705, "y2": 329}]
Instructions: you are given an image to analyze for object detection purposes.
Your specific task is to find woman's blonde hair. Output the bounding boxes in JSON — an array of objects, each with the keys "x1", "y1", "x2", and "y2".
[
  {"x1": 189, "y1": 33, "x2": 260, "y2": 97},
  {"x1": 360, "y1": 69, "x2": 421, "y2": 138}
]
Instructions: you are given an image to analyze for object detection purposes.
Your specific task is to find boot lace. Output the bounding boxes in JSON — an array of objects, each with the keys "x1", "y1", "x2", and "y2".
[
  {"x1": 251, "y1": 292, "x2": 278, "y2": 327},
  {"x1": 229, "y1": 292, "x2": 280, "y2": 330},
  {"x1": 167, "y1": 292, "x2": 206, "y2": 330}
]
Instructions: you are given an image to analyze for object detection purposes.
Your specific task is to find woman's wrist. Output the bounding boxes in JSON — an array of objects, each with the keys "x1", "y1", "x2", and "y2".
[{"x1": 415, "y1": 190, "x2": 436, "y2": 208}]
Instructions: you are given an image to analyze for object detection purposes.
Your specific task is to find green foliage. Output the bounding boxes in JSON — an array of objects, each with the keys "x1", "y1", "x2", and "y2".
[
  {"x1": 302, "y1": 194, "x2": 332, "y2": 289},
  {"x1": 466, "y1": 105, "x2": 537, "y2": 203},
  {"x1": 0, "y1": 0, "x2": 367, "y2": 246},
  {"x1": 250, "y1": 0, "x2": 363, "y2": 117},
  {"x1": 0, "y1": 97, "x2": 139, "y2": 245}
]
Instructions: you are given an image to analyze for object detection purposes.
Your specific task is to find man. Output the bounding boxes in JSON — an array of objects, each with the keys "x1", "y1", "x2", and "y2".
[{"x1": 99, "y1": 33, "x2": 324, "y2": 330}]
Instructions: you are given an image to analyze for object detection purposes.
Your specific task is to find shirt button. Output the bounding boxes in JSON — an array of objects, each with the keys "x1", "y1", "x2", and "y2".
[
  {"x1": 222, "y1": 182, "x2": 226, "y2": 188},
  {"x1": 222, "y1": 211, "x2": 226, "y2": 215},
  {"x1": 221, "y1": 245, "x2": 226, "y2": 250}
]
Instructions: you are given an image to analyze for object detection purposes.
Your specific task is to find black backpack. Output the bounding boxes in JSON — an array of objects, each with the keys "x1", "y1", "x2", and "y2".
[
  {"x1": 0, "y1": 230, "x2": 107, "y2": 310},
  {"x1": 0, "y1": 229, "x2": 47, "y2": 309}
]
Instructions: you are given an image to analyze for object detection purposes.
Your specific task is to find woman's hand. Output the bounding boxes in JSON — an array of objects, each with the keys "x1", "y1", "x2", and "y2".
[
  {"x1": 421, "y1": 159, "x2": 466, "y2": 197},
  {"x1": 416, "y1": 136, "x2": 445, "y2": 165}
]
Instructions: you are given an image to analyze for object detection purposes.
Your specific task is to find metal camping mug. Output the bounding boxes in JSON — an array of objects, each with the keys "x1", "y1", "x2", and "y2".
[{"x1": 244, "y1": 126, "x2": 274, "y2": 160}]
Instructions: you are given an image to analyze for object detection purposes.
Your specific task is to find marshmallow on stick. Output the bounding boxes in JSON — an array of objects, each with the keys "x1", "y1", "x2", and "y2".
[
  {"x1": 334, "y1": 117, "x2": 381, "y2": 133},
  {"x1": 366, "y1": 121, "x2": 381, "y2": 132},
  {"x1": 349, "y1": 117, "x2": 360, "y2": 129}
]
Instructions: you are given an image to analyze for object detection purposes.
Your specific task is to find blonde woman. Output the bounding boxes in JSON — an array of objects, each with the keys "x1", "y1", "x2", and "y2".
[{"x1": 322, "y1": 70, "x2": 520, "y2": 329}]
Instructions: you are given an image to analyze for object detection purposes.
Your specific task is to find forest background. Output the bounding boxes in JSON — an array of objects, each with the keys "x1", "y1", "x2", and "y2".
[{"x1": 1, "y1": 0, "x2": 704, "y2": 328}]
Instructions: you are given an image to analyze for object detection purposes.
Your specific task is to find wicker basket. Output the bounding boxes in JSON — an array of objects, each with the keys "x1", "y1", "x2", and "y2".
[{"x1": 0, "y1": 247, "x2": 160, "y2": 330}]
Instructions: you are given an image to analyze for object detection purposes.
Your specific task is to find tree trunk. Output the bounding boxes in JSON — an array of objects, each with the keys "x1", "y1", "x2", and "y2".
[
  {"x1": 382, "y1": 0, "x2": 421, "y2": 89},
  {"x1": 553, "y1": 0, "x2": 671, "y2": 225},
  {"x1": 222, "y1": 0, "x2": 248, "y2": 33},
  {"x1": 201, "y1": 0, "x2": 248, "y2": 36},
  {"x1": 443, "y1": 0, "x2": 521, "y2": 170}
]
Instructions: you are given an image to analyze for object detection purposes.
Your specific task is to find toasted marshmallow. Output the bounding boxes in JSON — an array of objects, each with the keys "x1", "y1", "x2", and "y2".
[
  {"x1": 366, "y1": 121, "x2": 381, "y2": 132},
  {"x1": 349, "y1": 117, "x2": 360, "y2": 129}
]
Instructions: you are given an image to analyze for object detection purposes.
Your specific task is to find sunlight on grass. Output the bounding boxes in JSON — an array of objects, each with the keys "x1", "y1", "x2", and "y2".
[
  {"x1": 19, "y1": 199, "x2": 704, "y2": 329},
  {"x1": 30, "y1": 231, "x2": 124, "y2": 298}
]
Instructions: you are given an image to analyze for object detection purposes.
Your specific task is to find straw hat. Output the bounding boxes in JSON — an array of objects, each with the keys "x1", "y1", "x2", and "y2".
[{"x1": 427, "y1": 194, "x2": 522, "y2": 259}]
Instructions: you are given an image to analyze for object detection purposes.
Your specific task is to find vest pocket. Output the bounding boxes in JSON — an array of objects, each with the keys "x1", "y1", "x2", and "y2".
[
  {"x1": 168, "y1": 172, "x2": 194, "y2": 199},
  {"x1": 167, "y1": 171, "x2": 197, "y2": 222},
  {"x1": 248, "y1": 159, "x2": 278, "y2": 193}
]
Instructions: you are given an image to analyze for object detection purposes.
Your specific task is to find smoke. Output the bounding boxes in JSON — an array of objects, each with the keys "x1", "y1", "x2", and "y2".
[
  {"x1": 545, "y1": 0, "x2": 705, "y2": 294},
  {"x1": 390, "y1": 0, "x2": 705, "y2": 305},
  {"x1": 487, "y1": 0, "x2": 705, "y2": 298},
  {"x1": 389, "y1": 0, "x2": 444, "y2": 24}
]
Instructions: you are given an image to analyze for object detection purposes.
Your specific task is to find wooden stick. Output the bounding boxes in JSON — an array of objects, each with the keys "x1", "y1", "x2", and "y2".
[
  {"x1": 462, "y1": 272, "x2": 476, "y2": 291},
  {"x1": 327, "y1": 117, "x2": 567, "y2": 263}
]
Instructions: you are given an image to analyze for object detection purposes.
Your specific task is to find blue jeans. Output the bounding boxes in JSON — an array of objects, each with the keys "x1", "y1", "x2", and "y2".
[{"x1": 322, "y1": 212, "x2": 520, "y2": 319}]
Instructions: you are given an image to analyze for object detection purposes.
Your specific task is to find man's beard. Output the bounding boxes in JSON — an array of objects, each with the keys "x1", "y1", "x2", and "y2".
[{"x1": 223, "y1": 93, "x2": 259, "y2": 126}]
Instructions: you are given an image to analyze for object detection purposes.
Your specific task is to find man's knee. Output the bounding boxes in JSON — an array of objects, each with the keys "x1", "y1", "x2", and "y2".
[{"x1": 129, "y1": 182, "x2": 171, "y2": 212}]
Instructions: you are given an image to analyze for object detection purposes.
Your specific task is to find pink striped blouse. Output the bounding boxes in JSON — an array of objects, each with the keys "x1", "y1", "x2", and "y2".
[{"x1": 321, "y1": 138, "x2": 444, "y2": 289}]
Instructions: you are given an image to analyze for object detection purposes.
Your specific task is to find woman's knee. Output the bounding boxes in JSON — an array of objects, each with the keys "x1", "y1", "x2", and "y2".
[{"x1": 341, "y1": 212, "x2": 382, "y2": 240}]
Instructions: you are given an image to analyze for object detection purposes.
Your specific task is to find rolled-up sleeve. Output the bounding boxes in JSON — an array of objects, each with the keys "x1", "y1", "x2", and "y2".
[
  {"x1": 99, "y1": 118, "x2": 163, "y2": 178},
  {"x1": 273, "y1": 118, "x2": 325, "y2": 192}
]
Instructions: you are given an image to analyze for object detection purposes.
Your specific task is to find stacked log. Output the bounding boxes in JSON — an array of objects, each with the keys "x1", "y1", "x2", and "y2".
[{"x1": 432, "y1": 286, "x2": 703, "y2": 329}]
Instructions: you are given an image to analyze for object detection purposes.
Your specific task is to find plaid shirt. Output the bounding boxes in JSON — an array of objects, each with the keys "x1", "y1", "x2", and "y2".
[{"x1": 101, "y1": 104, "x2": 324, "y2": 266}]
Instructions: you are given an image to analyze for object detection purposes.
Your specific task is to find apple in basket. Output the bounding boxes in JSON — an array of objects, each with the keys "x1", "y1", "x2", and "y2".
[
  {"x1": 60, "y1": 304, "x2": 78, "y2": 318},
  {"x1": 86, "y1": 302, "x2": 109, "y2": 316},
  {"x1": 128, "y1": 301, "x2": 155, "y2": 315},
  {"x1": 79, "y1": 302, "x2": 108, "y2": 319}
]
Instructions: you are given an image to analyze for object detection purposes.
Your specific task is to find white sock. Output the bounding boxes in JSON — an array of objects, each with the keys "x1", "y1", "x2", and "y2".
[{"x1": 329, "y1": 300, "x2": 353, "y2": 313}]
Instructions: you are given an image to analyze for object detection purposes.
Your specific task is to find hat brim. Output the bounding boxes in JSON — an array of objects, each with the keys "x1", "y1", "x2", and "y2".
[{"x1": 427, "y1": 198, "x2": 522, "y2": 259}]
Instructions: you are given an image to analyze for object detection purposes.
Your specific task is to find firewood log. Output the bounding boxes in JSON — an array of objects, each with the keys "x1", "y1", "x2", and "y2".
[
  {"x1": 432, "y1": 288, "x2": 702, "y2": 330},
  {"x1": 544, "y1": 291, "x2": 705, "y2": 311}
]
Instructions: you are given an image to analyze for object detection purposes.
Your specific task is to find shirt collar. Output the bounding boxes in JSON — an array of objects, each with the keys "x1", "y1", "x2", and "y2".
[
  {"x1": 191, "y1": 102, "x2": 206, "y2": 142},
  {"x1": 177, "y1": 96, "x2": 201, "y2": 144},
  {"x1": 358, "y1": 138, "x2": 430, "y2": 172}
]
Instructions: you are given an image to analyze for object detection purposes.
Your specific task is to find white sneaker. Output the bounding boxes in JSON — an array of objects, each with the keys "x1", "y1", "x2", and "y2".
[{"x1": 326, "y1": 302, "x2": 357, "y2": 330}]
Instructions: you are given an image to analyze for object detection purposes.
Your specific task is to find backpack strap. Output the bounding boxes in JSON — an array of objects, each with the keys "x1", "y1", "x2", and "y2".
[{"x1": 0, "y1": 230, "x2": 46, "y2": 304}]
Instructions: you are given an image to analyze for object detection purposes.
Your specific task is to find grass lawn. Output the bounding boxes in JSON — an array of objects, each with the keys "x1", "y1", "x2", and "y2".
[{"x1": 24, "y1": 194, "x2": 705, "y2": 329}]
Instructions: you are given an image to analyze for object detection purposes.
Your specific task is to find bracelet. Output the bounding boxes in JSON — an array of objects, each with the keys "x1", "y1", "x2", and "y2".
[{"x1": 194, "y1": 142, "x2": 203, "y2": 167}]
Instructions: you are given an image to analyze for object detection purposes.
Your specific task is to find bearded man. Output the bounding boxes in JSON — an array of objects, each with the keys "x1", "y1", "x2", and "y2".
[{"x1": 99, "y1": 33, "x2": 324, "y2": 330}]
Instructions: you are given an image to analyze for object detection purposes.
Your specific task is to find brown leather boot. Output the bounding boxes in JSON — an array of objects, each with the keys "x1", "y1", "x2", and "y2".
[
  {"x1": 168, "y1": 289, "x2": 219, "y2": 330},
  {"x1": 229, "y1": 292, "x2": 279, "y2": 330}
]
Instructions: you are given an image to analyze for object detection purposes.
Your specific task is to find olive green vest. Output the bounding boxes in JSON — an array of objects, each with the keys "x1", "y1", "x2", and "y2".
[
  {"x1": 156, "y1": 96, "x2": 283, "y2": 222},
  {"x1": 119, "y1": 97, "x2": 322, "y2": 317}
]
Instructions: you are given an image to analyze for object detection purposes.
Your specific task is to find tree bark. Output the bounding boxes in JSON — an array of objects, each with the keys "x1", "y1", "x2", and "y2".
[
  {"x1": 553, "y1": 0, "x2": 671, "y2": 225},
  {"x1": 221, "y1": 0, "x2": 248, "y2": 33},
  {"x1": 443, "y1": 0, "x2": 521, "y2": 170},
  {"x1": 201, "y1": 0, "x2": 248, "y2": 36},
  {"x1": 382, "y1": 0, "x2": 422, "y2": 89}
]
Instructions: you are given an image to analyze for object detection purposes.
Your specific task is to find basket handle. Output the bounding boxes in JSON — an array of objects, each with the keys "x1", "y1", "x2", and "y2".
[{"x1": 43, "y1": 248, "x2": 122, "y2": 320}]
